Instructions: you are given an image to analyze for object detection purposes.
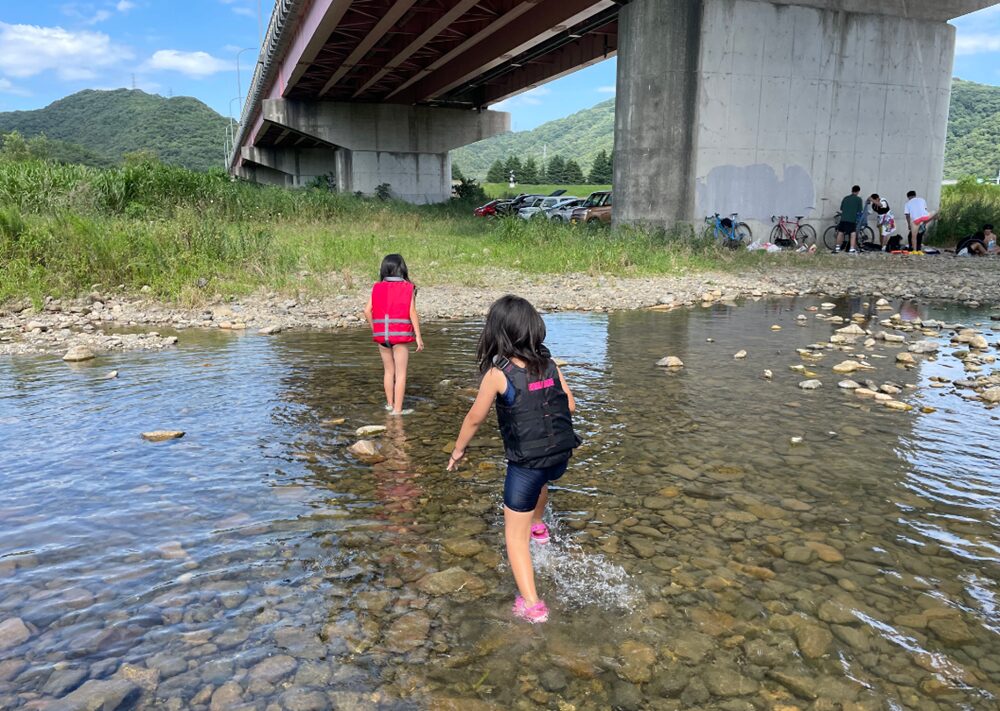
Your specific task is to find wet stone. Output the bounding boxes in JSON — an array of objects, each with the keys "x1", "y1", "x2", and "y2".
[
  {"x1": 249, "y1": 654, "x2": 297, "y2": 684},
  {"x1": 442, "y1": 538, "x2": 484, "y2": 558},
  {"x1": 538, "y1": 668, "x2": 568, "y2": 692},
  {"x1": 279, "y1": 688, "x2": 330, "y2": 711},
  {"x1": 384, "y1": 611, "x2": 431, "y2": 653},
  {"x1": 41, "y1": 667, "x2": 88, "y2": 696},
  {"x1": 0, "y1": 617, "x2": 31, "y2": 650},
  {"x1": 210, "y1": 681, "x2": 243, "y2": 711},
  {"x1": 928, "y1": 617, "x2": 975, "y2": 646},
  {"x1": 56, "y1": 678, "x2": 140, "y2": 710},
  {"x1": 416, "y1": 567, "x2": 487, "y2": 597},
  {"x1": 795, "y1": 623, "x2": 833, "y2": 658},
  {"x1": 703, "y1": 665, "x2": 759, "y2": 697},
  {"x1": 617, "y1": 640, "x2": 656, "y2": 683},
  {"x1": 783, "y1": 546, "x2": 816, "y2": 564}
]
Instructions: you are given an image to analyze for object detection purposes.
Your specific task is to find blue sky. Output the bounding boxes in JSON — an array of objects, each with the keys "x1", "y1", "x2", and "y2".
[{"x1": 1, "y1": 2, "x2": 999, "y2": 132}]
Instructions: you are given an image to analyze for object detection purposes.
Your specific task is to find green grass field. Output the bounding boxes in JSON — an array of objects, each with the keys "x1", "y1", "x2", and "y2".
[{"x1": 482, "y1": 183, "x2": 611, "y2": 200}]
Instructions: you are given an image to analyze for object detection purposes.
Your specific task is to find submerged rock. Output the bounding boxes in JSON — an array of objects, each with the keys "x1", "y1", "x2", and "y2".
[
  {"x1": 0, "y1": 617, "x2": 31, "y2": 650},
  {"x1": 798, "y1": 380, "x2": 822, "y2": 390},
  {"x1": 655, "y1": 356, "x2": 684, "y2": 368},
  {"x1": 141, "y1": 431, "x2": 185, "y2": 442},
  {"x1": 416, "y1": 567, "x2": 487, "y2": 597},
  {"x1": 56, "y1": 679, "x2": 140, "y2": 711},
  {"x1": 348, "y1": 440, "x2": 379, "y2": 457}
]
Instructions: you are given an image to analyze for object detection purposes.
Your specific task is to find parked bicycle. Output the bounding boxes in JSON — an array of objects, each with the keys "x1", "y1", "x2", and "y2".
[
  {"x1": 769, "y1": 215, "x2": 817, "y2": 250},
  {"x1": 703, "y1": 213, "x2": 752, "y2": 249},
  {"x1": 822, "y1": 212, "x2": 875, "y2": 251}
]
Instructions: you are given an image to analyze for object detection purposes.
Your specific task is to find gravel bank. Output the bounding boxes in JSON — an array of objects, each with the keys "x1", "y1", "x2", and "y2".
[{"x1": 2, "y1": 255, "x2": 998, "y2": 357}]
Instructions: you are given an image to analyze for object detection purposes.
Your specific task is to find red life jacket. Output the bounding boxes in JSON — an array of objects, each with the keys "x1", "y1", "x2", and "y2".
[{"x1": 371, "y1": 279, "x2": 415, "y2": 345}]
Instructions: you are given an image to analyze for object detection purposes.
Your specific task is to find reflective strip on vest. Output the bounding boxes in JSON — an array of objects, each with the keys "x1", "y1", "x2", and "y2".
[{"x1": 373, "y1": 316, "x2": 413, "y2": 342}]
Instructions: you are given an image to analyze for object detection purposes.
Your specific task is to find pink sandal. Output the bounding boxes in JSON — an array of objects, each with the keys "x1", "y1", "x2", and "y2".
[
  {"x1": 513, "y1": 596, "x2": 549, "y2": 623},
  {"x1": 530, "y1": 522, "x2": 550, "y2": 545}
]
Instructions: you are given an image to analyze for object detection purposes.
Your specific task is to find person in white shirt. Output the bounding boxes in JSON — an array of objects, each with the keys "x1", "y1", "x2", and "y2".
[{"x1": 904, "y1": 190, "x2": 937, "y2": 252}]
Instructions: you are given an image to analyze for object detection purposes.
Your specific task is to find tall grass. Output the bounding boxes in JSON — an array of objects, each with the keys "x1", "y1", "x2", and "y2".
[
  {"x1": 0, "y1": 157, "x2": 775, "y2": 304},
  {"x1": 933, "y1": 179, "x2": 1000, "y2": 244}
]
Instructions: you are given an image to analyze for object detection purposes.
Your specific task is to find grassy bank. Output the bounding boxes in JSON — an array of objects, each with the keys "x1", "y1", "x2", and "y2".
[
  {"x1": 934, "y1": 179, "x2": 1000, "y2": 244},
  {"x1": 0, "y1": 157, "x2": 780, "y2": 304}
]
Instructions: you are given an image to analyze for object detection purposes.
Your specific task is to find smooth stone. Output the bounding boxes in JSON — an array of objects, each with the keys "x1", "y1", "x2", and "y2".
[
  {"x1": 734, "y1": 350, "x2": 748, "y2": 359},
  {"x1": 42, "y1": 667, "x2": 88, "y2": 697},
  {"x1": 210, "y1": 682, "x2": 243, "y2": 711},
  {"x1": 838, "y1": 380, "x2": 861, "y2": 389},
  {"x1": 703, "y1": 665, "x2": 759, "y2": 696},
  {"x1": 103, "y1": 370, "x2": 118, "y2": 379},
  {"x1": 539, "y1": 668, "x2": 568, "y2": 692},
  {"x1": 141, "y1": 430, "x2": 185, "y2": 442},
  {"x1": 837, "y1": 324, "x2": 865, "y2": 335},
  {"x1": 783, "y1": 546, "x2": 817, "y2": 564},
  {"x1": 355, "y1": 425, "x2": 387, "y2": 437},
  {"x1": 768, "y1": 671, "x2": 818, "y2": 700},
  {"x1": 0, "y1": 617, "x2": 31, "y2": 650},
  {"x1": 442, "y1": 538, "x2": 484, "y2": 558},
  {"x1": 818, "y1": 600, "x2": 859, "y2": 625},
  {"x1": 805, "y1": 541, "x2": 844, "y2": 563},
  {"x1": 656, "y1": 356, "x2": 684, "y2": 368},
  {"x1": 981, "y1": 387, "x2": 1000, "y2": 404},
  {"x1": 63, "y1": 345, "x2": 96, "y2": 362},
  {"x1": 56, "y1": 679, "x2": 140, "y2": 710},
  {"x1": 347, "y1": 440, "x2": 379, "y2": 457},
  {"x1": 249, "y1": 655, "x2": 297, "y2": 683},
  {"x1": 928, "y1": 617, "x2": 975, "y2": 645},
  {"x1": 618, "y1": 640, "x2": 656, "y2": 683},
  {"x1": 798, "y1": 380, "x2": 822, "y2": 390},
  {"x1": 117, "y1": 663, "x2": 159, "y2": 692},
  {"x1": 895, "y1": 352, "x2": 916, "y2": 364},
  {"x1": 384, "y1": 611, "x2": 431, "y2": 653},
  {"x1": 416, "y1": 567, "x2": 487, "y2": 597},
  {"x1": 795, "y1": 624, "x2": 833, "y2": 658},
  {"x1": 832, "y1": 361, "x2": 859, "y2": 374}
]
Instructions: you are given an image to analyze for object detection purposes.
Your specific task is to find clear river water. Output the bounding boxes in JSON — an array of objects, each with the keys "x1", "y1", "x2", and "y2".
[{"x1": 1, "y1": 297, "x2": 998, "y2": 710}]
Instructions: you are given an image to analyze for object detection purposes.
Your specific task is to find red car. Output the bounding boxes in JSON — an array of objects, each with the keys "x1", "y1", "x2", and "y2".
[{"x1": 474, "y1": 200, "x2": 503, "y2": 217}]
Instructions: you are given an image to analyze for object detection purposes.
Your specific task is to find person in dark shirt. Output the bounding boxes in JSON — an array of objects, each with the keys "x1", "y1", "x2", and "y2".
[
  {"x1": 834, "y1": 185, "x2": 864, "y2": 253},
  {"x1": 956, "y1": 224, "x2": 995, "y2": 256}
]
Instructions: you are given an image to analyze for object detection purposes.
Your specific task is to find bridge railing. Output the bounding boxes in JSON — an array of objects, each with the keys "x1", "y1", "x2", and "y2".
[{"x1": 228, "y1": 0, "x2": 306, "y2": 169}]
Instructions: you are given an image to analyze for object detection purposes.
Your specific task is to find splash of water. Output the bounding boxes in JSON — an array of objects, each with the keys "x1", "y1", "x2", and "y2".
[{"x1": 530, "y1": 518, "x2": 644, "y2": 613}]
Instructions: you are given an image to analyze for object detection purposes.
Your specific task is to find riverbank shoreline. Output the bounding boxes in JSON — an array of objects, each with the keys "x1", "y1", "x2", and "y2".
[{"x1": 2, "y1": 255, "x2": 999, "y2": 357}]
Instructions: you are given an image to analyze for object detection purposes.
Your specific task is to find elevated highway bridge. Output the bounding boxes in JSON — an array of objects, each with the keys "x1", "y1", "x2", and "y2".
[{"x1": 231, "y1": 0, "x2": 998, "y2": 226}]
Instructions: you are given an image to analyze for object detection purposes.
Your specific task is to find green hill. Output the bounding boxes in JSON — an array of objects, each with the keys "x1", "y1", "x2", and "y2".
[
  {"x1": 945, "y1": 78, "x2": 1000, "y2": 181},
  {"x1": 0, "y1": 89, "x2": 229, "y2": 172},
  {"x1": 452, "y1": 99, "x2": 614, "y2": 181},
  {"x1": 454, "y1": 79, "x2": 1000, "y2": 182}
]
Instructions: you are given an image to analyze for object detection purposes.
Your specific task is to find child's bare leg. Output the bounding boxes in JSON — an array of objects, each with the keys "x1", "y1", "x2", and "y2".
[
  {"x1": 504, "y1": 506, "x2": 539, "y2": 604},
  {"x1": 532, "y1": 485, "x2": 548, "y2": 526},
  {"x1": 390, "y1": 344, "x2": 409, "y2": 412},
  {"x1": 378, "y1": 346, "x2": 395, "y2": 409}
]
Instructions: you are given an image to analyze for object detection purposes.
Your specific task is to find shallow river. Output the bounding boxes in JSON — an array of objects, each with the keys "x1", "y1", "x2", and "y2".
[{"x1": 1, "y1": 297, "x2": 999, "y2": 710}]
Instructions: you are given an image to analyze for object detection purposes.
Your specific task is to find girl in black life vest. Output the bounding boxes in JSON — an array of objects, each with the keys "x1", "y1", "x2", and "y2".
[
  {"x1": 447, "y1": 295, "x2": 580, "y2": 623},
  {"x1": 364, "y1": 254, "x2": 424, "y2": 415}
]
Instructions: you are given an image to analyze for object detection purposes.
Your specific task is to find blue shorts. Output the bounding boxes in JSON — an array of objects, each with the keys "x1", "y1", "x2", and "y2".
[{"x1": 503, "y1": 461, "x2": 568, "y2": 512}]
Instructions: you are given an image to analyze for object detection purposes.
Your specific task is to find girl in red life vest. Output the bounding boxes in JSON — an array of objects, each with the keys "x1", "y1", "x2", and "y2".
[
  {"x1": 364, "y1": 254, "x2": 424, "y2": 415},
  {"x1": 446, "y1": 295, "x2": 580, "y2": 624}
]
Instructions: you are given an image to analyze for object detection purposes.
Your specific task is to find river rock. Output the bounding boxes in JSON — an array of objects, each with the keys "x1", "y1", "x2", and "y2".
[
  {"x1": 656, "y1": 356, "x2": 684, "y2": 368},
  {"x1": 103, "y1": 370, "x2": 119, "y2": 379},
  {"x1": 416, "y1": 567, "x2": 487, "y2": 597},
  {"x1": 118, "y1": 663, "x2": 159, "y2": 692},
  {"x1": 763, "y1": 369, "x2": 773, "y2": 379},
  {"x1": 832, "y1": 361, "x2": 859, "y2": 374},
  {"x1": 348, "y1": 440, "x2": 379, "y2": 457},
  {"x1": 909, "y1": 340, "x2": 939, "y2": 354},
  {"x1": 798, "y1": 380, "x2": 822, "y2": 390},
  {"x1": 783, "y1": 546, "x2": 816, "y2": 563},
  {"x1": 384, "y1": 611, "x2": 431, "y2": 652},
  {"x1": 258, "y1": 325, "x2": 282, "y2": 335},
  {"x1": 804, "y1": 541, "x2": 844, "y2": 563},
  {"x1": 538, "y1": 669, "x2": 568, "y2": 692},
  {"x1": 795, "y1": 623, "x2": 833, "y2": 658},
  {"x1": 883, "y1": 400, "x2": 913, "y2": 411},
  {"x1": 355, "y1": 425, "x2": 387, "y2": 437},
  {"x1": 734, "y1": 350, "x2": 747, "y2": 359},
  {"x1": 969, "y1": 334, "x2": 989, "y2": 349},
  {"x1": 837, "y1": 324, "x2": 865, "y2": 335},
  {"x1": 768, "y1": 671, "x2": 818, "y2": 700},
  {"x1": 895, "y1": 353, "x2": 915, "y2": 365},
  {"x1": 838, "y1": 379, "x2": 860, "y2": 389},
  {"x1": 56, "y1": 678, "x2": 140, "y2": 710},
  {"x1": 818, "y1": 600, "x2": 858, "y2": 625},
  {"x1": 63, "y1": 345, "x2": 96, "y2": 362},
  {"x1": 141, "y1": 430, "x2": 185, "y2": 442},
  {"x1": 442, "y1": 538, "x2": 483, "y2": 557},
  {"x1": 42, "y1": 667, "x2": 88, "y2": 696},
  {"x1": 617, "y1": 640, "x2": 656, "y2": 683},
  {"x1": 210, "y1": 681, "x2": 243, "y2": 711},
  {"x1": 981, "y1": 387, "x2": 1000, "y2": 404},
  {"x1": 703, "y1": 665, "x2": 759, "y2": 696},
  {"x1": 928, "y1": 618, "x2": 975, "y2": 646},
  {"x1": 0, "y1": 617, "x2": 30, "y2": 651},
  {"x1": 249, "y1": 654, "x2": 297, "y2": 683}
]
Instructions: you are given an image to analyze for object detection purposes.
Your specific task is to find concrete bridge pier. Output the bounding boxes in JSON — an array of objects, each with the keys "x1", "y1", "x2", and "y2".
[
  {"x1": 614, "y1": 0, "x2": 963, "y2": 232},
  {"x1": 239, "y1": 101, "x2": 509, "y2": 203}
]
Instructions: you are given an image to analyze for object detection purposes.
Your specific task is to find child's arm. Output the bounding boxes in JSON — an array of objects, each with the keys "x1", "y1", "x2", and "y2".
[
  {"x1": 363, "y1": 293, "x2": 373, "y2": 327},
  {"x1": 447, "y1": 368, "x2": 506, "y2": 470},
  {"x1": 556, "y1": 366, "x2": 576, "y2": 414},
  {"x1": 409, "y1": 290, "x2": 424, "y2": 352}
]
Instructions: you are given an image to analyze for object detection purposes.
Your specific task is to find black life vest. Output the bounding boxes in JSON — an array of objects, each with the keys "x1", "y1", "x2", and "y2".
[{"x1": 493, "y1": 355, "x2": 580, "y2": 466}]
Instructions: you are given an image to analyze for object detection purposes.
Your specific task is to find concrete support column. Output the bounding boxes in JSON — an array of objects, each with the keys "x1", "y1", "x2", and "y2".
[
  {"x1": 614, "y1": 0, "x2": 957, "y2": 233},
  {"x1": 248, "y1": 100, "x2": 508, "y2": 203}
]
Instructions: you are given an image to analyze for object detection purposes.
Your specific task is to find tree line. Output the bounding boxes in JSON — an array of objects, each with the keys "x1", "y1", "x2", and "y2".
[{"x1": 480, "y1": 150, "x2": 613, "y2": 185}]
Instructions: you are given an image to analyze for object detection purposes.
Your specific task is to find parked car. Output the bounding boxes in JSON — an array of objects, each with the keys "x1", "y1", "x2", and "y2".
[
  {"x1": 473, "y1": 199, "x2": 504, "y2": 217},
  {"x1": 570, "y1": 191, "x2": 612, "y2": 226},
  {"x1": 498, "y1": 190, "x2": 566, "y2": 216},
  {"x1": 545, "y1": 198, "x2": 583, "y2": 222},
  {"x1": 518, "y1": 196, "x2": 580, "y2": 220}
]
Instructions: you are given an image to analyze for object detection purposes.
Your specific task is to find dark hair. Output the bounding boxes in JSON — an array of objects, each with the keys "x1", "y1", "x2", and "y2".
[
  {"x1": 852, "y1": 185, "x2": 861, "y2": 193},
  {"x1": 985, "y1": 224, "x2": 995, "y2": 231},
  {"x1": 907, "y1": 190, "x2": 917, "y2": 199},
  {"x1": 379, "y1": 254, "x2": 410, "y2": 281},
  {"x1": 870, "y1": 194, "x2": 880, "y2": 201},
  {"x1": 477, "y1": 295, "x2": 550, "y2": 377}
]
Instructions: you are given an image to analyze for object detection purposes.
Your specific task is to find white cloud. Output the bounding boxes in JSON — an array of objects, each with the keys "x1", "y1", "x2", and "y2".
[
  {"x1": 0, "y1": 22, "x2": 132, "y2": 80},
  {"x1": 0, "y1": 77, "x2": 31, "y2": 96},
  {"x1": 147, "y1": 49, "x2": 232, "y2": 77},
  {"x1": 232, "y1": 7, "x2": 257, "y2": 18},
  {"x1": 493, "y1": 86, "x2": 552, "y2": 111},
  {"x1": 85, "y1": 10, "x2": 112, "y2": 25},
  {"x1": 117, "y1": 1, "x2": 136, "y2": 11},
  {"x1": 596, "y1": 85, "x2": 616, "y2": 94},
  {"x1": 955, "y1": 34, "x2": 1000, "y2": 55}
]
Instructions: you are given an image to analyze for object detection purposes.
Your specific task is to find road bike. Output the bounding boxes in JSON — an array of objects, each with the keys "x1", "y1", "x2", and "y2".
[
  {"x1": 769, "y1": 215, "x2": 817, "y2": 250},
  {"x1": 703, "y1": 213, "x2": 752, "y2": 249},
  {"x1": 822, "y1": 212, "x2": 876, "y2": 251}
]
